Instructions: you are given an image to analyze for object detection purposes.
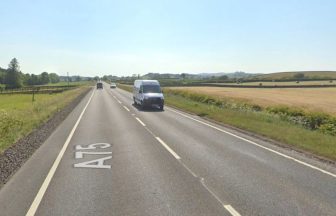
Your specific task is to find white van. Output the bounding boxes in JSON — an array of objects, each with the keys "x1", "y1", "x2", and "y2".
[{"x1": 133, "y1": 80, "x2": 164, "y2": 110}]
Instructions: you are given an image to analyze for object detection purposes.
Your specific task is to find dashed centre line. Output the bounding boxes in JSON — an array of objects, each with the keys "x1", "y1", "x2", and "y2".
[
  {"x1": 224, "y1": 205, "x2": 242, "y2": 216},
  {"x1": 155, "y1": 137, "x2": 181, "y2": 160},
  {"x1": 112, "y1": 91, "x2": 241, "y2": 216},
  {"x1": 123, "y1": 106, "x2": 130, "y2": 112},
  {"x1": 135, "y1": 117, "x2": 146, "y2": 126}
]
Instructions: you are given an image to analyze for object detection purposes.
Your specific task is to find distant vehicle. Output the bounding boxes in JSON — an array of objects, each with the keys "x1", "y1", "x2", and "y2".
[
  {"x1": 110, "y1": 83, "x2": 117, "y2": 89},
  {"x1": 96, "y1": 82, "x2": 103, "y2": 89},
  {"x1": 133, "y1": 80, "x2": 164, "y2": 110}
]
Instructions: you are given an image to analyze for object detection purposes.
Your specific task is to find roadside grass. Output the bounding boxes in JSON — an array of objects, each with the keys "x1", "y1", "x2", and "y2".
[
  {"x1": 0, "y1": 86, "x2": 90, "y2": 153},
  {"x1": 117, "y1": 84, "x2": 336, "y2": 161}
]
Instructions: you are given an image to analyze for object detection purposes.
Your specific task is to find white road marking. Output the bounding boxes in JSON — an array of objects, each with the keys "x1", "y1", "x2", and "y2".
[
  {"x1": 181, "y1": 162, "x2": 197, "y2": 177},
  {"x1": 200, "y1": 178, "x2": 226, "y2": 206},
  {"x1": 135, "y1": 117, "x2": 146, "y2": 126},
  {"x1": 26, "y1": 89, "x2": 95, "y2": 216},
  {"x1": 155, "y1": 137, "x2": 181, "y2": 160},
  {"x1": 167, "y1": 108, "x2": 336, "y2": 178},
  {"x1": 74, "y1": 156, "x2": 112, "y2": 169},
  {"x1": 224, "y1": 205, "x2": 241, "y2": 216},
  {"x1": 75, "y1": 143, "x2": 111, "y2": 150},
  {"x1": 75, "y1": 151, "x2": 112, "y2": 159},
  {"x1": 117, "y1": 100, "x2": 122, "y2": 104},
  {"x1": 123, "y1": 106, "x2": 130, "y2": 112}
]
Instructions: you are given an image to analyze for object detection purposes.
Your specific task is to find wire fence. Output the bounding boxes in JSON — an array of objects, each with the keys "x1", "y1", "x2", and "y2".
[{"x1": 0, "y1": 85, "x2": 78, "y2": 94}]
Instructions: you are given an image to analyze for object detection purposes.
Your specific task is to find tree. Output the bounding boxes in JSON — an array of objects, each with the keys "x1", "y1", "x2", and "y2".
[
  {"x1": 181, "y1": 73, "x2": 186, "y2": 79},
  {"x1": 0, "y1": 67, "x2": 6, "y2": 84},
  {"x1": 219, "y1": 75, "x2": 228, "y2": 80},
  {"x1": 31, "y1": 74, "x2": 39, "y2": 85},
  {"x1": 74, "y1": 76, "x2": 81, "y2": 82},
  {"x1": 40, "y1": 72, "x2": 50, "y2": 84},
  {"x1": 49, "y1": 73, "x2": 60, "y2": 83},
  {"x1": 5, "y1": 58, "x2": 22, "y2": 88},
  {"x1": 294, "y1": 73, "x2": 305, "y2": 79},
  {"x1": 22, "y1": 73, "x2": 31, "y2": 85}
]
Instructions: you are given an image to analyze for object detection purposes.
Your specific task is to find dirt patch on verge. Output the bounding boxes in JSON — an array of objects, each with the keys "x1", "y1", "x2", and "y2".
[{"x1": 0, "y1": 88, "x2": 91, "y2": 187}]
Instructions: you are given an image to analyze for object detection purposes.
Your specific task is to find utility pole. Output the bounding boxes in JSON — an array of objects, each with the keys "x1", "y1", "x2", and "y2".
[
  {"x1": 32, "y1": 89, "x2": 35, "y2": 102},
  {"x1": 67, "y1": 72, "x2": 70, "y2": 87}
]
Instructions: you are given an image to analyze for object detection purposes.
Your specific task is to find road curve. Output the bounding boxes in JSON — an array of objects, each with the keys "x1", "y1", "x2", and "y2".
[{"x1": 0, "y1": 83, "x2": 335, "y2": 216}]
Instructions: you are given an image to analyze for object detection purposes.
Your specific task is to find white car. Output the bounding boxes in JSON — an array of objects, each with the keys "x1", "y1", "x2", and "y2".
[{"x1": 110, "y1": 83, "x2": 117, "y2": 89}]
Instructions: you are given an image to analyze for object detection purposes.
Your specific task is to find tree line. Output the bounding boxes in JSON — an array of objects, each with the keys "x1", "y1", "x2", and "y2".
[{"x1": 0, "y1": 58, "x2": 60, "y2": 89}]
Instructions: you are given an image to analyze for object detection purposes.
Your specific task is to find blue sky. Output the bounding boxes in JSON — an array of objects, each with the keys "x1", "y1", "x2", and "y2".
[{"x1": 1, "y1": 0, "x2": 335, "y2": 77}]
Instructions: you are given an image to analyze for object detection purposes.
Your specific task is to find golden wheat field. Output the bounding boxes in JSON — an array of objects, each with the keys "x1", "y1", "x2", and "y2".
[{"x1": 168, "y1": 87, "x2": 336, "y2": 115}]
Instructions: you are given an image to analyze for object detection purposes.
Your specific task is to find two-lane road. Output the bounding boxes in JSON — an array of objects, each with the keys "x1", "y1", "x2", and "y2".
[{"x1": 0, "y1": 83, "x2": 335, "y2": 215}]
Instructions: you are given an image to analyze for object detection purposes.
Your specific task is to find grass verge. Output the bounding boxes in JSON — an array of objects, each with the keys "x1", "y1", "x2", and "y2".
[
  {"x1": 117, "y1": 84, "x2": 336, "y2": 161},
  {"x1": 0, "y1": 86, "x2": 90, "y2": 152}
]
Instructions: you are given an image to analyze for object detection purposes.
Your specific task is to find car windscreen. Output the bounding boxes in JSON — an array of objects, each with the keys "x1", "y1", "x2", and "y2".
[{"x1": 142, "y1": 85, "x2": 161, "y2": 93}]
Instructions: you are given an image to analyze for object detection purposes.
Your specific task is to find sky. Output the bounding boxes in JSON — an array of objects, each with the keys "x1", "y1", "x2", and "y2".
[{"x1": 0, "y1": 0, "x2": 335, "y2": 77}]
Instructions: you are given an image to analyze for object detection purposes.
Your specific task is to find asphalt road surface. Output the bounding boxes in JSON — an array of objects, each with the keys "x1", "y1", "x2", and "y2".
[{"x1": 0, "y1": 83, "x2": 335, "y2": 216}]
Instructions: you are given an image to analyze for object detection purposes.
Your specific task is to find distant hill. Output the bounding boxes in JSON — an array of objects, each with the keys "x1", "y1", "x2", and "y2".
[
  {"x1": 142, "y1": 71, "x2": 257, "y2": 80},
  {"x1": 197, "y1": 71, "x2": 258, "y2": 79},
  {"x1": 142, "y1": 73, "x2": 180, "y2": 79},
  {"x1": 251, "y1": 71, "x2": 336, "y2": 80}
]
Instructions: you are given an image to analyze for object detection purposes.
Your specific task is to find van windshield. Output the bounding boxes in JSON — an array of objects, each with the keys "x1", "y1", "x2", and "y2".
[{"x1": 143, "y1": 85, "x2": 161, "y2": 93}]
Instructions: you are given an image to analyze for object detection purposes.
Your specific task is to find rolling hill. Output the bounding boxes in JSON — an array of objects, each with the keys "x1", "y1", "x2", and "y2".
[{"x1": 251, "y1": 71, "x2": 336, "y2": 80}]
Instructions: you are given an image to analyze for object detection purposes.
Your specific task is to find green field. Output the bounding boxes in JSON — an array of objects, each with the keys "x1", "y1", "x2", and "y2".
[
  {"x1": 117, "y1": 83, "x2": 336, "y2": 161},
  {"x1": 0, "y1": 86, "x2": 90, "y2": 152}
]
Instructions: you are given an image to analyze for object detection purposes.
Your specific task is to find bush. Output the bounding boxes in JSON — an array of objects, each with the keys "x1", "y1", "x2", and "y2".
[
  {"x1": 266, "y1": 106, "x2": 305, "y2": 117},
  {"x1": 318, "y1": 119, "x2": 336, "y2": 136},
  {"x1": 0, "y1": 110, "x2": 23, "y2": 139},
  {"x1": 304, "y1": 112, "x2": 330, "y2": 130}
]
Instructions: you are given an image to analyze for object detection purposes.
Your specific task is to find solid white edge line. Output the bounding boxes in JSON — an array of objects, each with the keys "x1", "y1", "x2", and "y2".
[
  {"x1": 135, "y1": 117, "x2": 146, "y2": 126},
  {"x1": 123, "y1": 106, "x2": 130, "y2": 112},
  {"x1": 26, "y1": 89, "x2": 95, "y2": 216},
  {"x1": 155, "y1": 137, "x2": 181, "y2": 160},
  {"x1": 167, "y1": 108, "x2": 336, "y2": 178},
  {"x1": 224, "y1": 205, "x2": 242, "y2": 216}
]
